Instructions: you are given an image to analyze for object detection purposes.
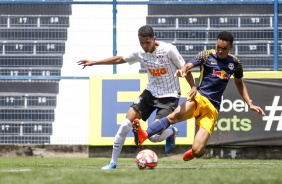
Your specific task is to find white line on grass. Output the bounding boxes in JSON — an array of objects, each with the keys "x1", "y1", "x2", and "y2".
[{"x1": 0, "y1": 168, "x2": 31, "y2": 173}]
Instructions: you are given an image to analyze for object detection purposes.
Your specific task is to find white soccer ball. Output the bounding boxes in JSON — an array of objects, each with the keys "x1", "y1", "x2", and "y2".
[{"x1": 135, "y1": 149, "x2": 158, "y2": 170}]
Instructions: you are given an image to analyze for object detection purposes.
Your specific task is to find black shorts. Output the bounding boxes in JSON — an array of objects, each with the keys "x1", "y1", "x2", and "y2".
[{"x1": 131, "y1": 89, "x2": 179, "y2": 121}]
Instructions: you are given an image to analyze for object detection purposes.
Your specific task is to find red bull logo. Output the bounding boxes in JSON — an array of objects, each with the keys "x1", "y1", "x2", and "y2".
[{"x1": 213, "y1": 70, "x2": 231, "y2": 80}]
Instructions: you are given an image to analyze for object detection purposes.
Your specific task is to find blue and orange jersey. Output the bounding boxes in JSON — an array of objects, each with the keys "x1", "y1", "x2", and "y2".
[{"x1": 190, "y1": 49, "x2": 243, "y2": 111}]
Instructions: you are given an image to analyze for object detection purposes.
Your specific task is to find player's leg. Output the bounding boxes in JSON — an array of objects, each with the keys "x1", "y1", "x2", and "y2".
[
  {"x1": 148, "y1": 119, "x2": 179, "y2": 154},
  {"x1": 103, "y1": 89, "x2": 156, "y2": 169},
  {"x1": 148, "y1": 97, "x2": 179, "y2": 154},
  {"x1": 132, "y1": 99, "x2": 196, "y2": 146},
  {"x1": 163, "y1": 100, "x2": 195, "y2": 153},
  {"x1": 101, "y1": 107, "x2": 141, "y2": 170},
  {"x1": 183, "y1": 94, "x2": 218, "y2": 161},
  {"x1": 152, "y1": 126, "x2": 178, "y2": 154},
  {"x1": 183, "y1": 125, "x2": 210, "y2": 161},
  {"x1": 148, "y1": 126, "x2": 178, "y2": 142}
]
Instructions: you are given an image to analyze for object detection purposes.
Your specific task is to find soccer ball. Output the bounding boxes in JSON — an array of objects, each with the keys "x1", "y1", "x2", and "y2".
[{"x1": 135, "y1": 149, "x2": 158, "y2": 170}]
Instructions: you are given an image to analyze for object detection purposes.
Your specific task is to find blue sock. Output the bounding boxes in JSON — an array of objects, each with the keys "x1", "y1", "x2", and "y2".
[{"x1": 147, "y1": 117, "x2": 171, "y2": 137}]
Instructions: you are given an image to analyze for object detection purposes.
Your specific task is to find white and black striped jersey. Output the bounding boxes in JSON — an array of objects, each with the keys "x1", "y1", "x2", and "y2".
[{"x1": 123, "y1": 41, "x2": 185, "y2": 98}]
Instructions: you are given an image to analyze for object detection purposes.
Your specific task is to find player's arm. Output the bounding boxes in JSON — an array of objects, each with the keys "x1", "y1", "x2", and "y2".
[
  {"x1": 174, "y1": 62, "x2": 197, "y2": 100},
  {"x1": 234, "y1": 77, "x2": 265, "y2": 116},
  {"x1": 174, "y1": 62, "x2": 195, "y2": 78},
  {"x1": 174, "y1": 50, "x2": 205, "y2": 78},
  {"x1": 77, "y1": 56, "x2": 126, "y2": 69}
]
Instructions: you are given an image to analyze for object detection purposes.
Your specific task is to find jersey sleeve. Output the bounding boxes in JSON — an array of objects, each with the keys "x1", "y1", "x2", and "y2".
[
  {"x1": 190, "y1": 50, "x2": 208, "y2": 67},
  {"x1": 123, "y1": 51, "x2": 140, "y2": 65},
  {"x1": 167, "y1": 44, "x2": 186, "y2": 69},
  {"x1": 234, "y1": 58, "x2": 243, "y2": 79}
]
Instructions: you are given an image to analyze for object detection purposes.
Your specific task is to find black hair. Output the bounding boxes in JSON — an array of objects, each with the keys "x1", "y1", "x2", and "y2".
[
  {"x1": 138, "y1": 25, "x2": 154, "y2": 38},
  {"x1": 217, "y1": 31, "x2": 234, "y2": 45}
]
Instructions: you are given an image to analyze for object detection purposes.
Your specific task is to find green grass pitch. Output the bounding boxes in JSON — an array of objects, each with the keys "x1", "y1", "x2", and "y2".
[{"x1": 0, "y1": 157, "x2": 281, "y2": 184}]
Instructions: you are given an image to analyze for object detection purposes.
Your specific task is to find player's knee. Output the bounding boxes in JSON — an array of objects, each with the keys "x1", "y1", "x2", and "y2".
[{"x1": 167, "y1": 112, "x2": 181, "y2": 124}]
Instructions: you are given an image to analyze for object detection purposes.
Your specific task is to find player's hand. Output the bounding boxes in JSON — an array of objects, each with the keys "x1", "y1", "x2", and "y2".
[
  {"x1": 77, "y1": 60, "x2": 93, "y2": 69},
  {"x1": 187, "y1": 86, "x2": 197, "y2": 101},
  {"x1": 174, "y1": 69, "x2": 186, "y2": 78},
  {"x1": 249, "y1": 104, "x2": 265, "y2": 116}
]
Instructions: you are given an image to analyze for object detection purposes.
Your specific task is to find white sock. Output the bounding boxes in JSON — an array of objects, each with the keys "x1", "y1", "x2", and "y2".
[
  {"x1": 148, "y1": 128, "x2": 173, "y2": 142},
  {"x1": 110, "y1": 118, "x2": 132, "y2": 164}
]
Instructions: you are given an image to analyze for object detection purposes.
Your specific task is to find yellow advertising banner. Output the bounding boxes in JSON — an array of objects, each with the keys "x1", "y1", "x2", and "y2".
[
  {"x1": 89, "y1": 72, "x2": 282, "y2": 146},
  {"x1": 88, "y1": 74, "x2": 195, "y2": 146}
]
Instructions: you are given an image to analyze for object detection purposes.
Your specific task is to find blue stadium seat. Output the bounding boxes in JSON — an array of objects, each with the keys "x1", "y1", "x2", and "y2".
[
  {"x1": 9, "y1": 16, "x2": 38, "y2": 27},
  {"x1": 0, "y1": 29, "x2": 68, "y2": 40},
  {"x1": 0, "y1": 123, "x2": 52, "y2": 135},
  {"x1": 173, "y1": 43, "x2": 206, "y2": 55},
  {"x1": 0, "y1": 69, "x2": 61, "y2": 76},
  {"x1": 4, "y1": 43, "x2": 34, "y2": 54},
  {"x1": 209, "y1": 16, "x2": 239, "y2": 28},
  {"x1": 0, "y1": 82, "x2": 59, "y2": 93},
  {"x1": 146, "y1": 16, "x2": 176, "y2": 28},
  {"x1": 0, "y1": 95, "x2": 57, "y2": 108},
  {"x1": 208, "y1": 30, "x2": 274, "y2": 41},
  {"x1": 240, "y1": 16, "x2": 272, "y2": 27},
  {"x1": 0, "y1": 17, "x2": 7, "y2": 27},
  {"x1": 0, "y1": 56, "x2": 63, "y2": 67},
  {"x1": 236, "y1": 42, "x2": 270, "y2": 55},
  {"x1": 0, "y1": 109, "x2": 55, "y2": 121},
  {"x1": 36, "y1": 42, "x2": 65, "y2": 54},
  {"x1": 178, "y1": 16, "x2": 208, "y2": 28},
  {"x1": 0, "y1": 135, "x2": 50, "y2": 144},
  {"x1": 40, "y1": 16, "x2": 70, "y2": 28}
]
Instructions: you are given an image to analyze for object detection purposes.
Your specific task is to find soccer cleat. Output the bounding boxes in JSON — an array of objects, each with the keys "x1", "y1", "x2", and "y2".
[
  {"x1": 132, "y1": 119, "x2": 148, "y2": 146},
  {"x1": 165, "y1": 126, "x2": 179, "y2": 154},
  {"x1": 101, "y1": 162, "x2": 117, "y2": 170},
  {"x1": 182, "y1": 149, "x2": 195, "y2": 161}
]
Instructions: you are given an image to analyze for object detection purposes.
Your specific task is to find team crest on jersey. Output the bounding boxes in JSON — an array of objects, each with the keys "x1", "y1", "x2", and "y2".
[
  {"x1": 228, "y1": 63, "x2": 234, "y2": 70},
  {"x1": 155, "y1": 55, "x2": 165, "y2": 65},
  {"x1": 134, "y1": 96, "x2": 142, "y2": 104}
]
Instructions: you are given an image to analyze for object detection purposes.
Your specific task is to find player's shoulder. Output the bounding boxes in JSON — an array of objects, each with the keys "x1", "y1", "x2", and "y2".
[
  {"x1": 196, "y1": 49, "x2": 216, "y2": 58},
  {"x1": 227, "y1": 53, "x2": 241, "y2": 63},
  {"x1": 158, "y1": 41, "x2": 175, "y2": 49},
  {"x1": 159, "y1": 42, "x2": 181, "y2": 55}
]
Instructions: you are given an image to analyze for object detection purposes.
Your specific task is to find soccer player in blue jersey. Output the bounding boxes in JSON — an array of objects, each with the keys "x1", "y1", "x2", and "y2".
[{"x1": 132, "y1": 31, "x2": 265, "y2": 161}]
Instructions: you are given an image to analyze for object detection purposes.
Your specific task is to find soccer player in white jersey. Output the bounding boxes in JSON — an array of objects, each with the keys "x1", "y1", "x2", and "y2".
[{"x1": 77, "y1": 25, "x2": 194, "y2": 169}]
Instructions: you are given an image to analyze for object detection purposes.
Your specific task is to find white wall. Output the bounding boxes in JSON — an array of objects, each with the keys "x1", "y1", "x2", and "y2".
[{"x1": 51, "y1": 4, "x2": 147, "y2": 144}]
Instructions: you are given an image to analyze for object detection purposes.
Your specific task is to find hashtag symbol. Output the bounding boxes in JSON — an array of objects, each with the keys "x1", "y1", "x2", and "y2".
[{"x1": 263, "y1": 96, "x2": 282, "y2": 131}]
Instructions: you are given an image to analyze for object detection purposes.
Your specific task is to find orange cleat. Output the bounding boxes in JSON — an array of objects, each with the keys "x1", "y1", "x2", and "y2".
[
  {"x1": 183, "y1": 149, "x2": 195, "y2": 161},
  {"x1": 132, "y1": 119, "x2": 148, "y2": 146}
]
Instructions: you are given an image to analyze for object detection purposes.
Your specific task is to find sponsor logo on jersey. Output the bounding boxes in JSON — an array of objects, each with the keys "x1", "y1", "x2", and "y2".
[
  {"x1": 212, "y1": 70, "x2": 231, "y2": 80},
  {"x1": 148, "y1": 67, "x2": 167, "y2": 76},
  {"x1": 143, "y1": 59, "x2": 149, "y2": 62}
]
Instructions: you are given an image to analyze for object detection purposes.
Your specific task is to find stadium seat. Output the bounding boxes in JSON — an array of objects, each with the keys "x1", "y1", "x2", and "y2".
[{"x1": 0, "y1": 3, "x2": 71, "y2": 144}]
